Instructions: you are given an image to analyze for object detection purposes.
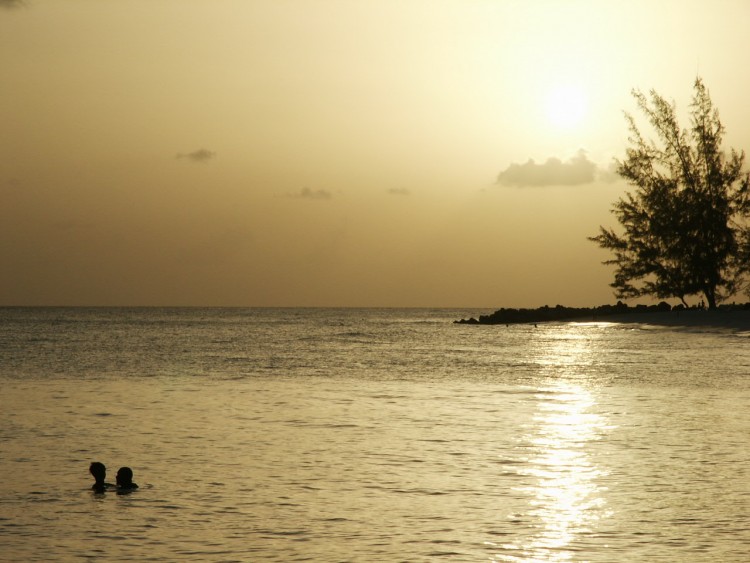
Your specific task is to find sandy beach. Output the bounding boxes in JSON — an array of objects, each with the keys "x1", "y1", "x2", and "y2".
[{"x1": 581, "y1": 308, "x2": 750, "y2": 331}]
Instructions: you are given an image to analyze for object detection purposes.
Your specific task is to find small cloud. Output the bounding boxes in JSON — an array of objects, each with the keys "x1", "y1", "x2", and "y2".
[
  {"x1": 598, "y1": 160, "x2": 621, "y2": 183},
  {"x1": 0, "y1": 0, "x2": 26, "y2": 9},
  {"x1": 288, "y1": 187, "x2": 333, "y2": 200},
  {"x1": 497, "y1": 149, "x2": 597, "y2": 187},
  {"x1": 176, "y1": 148, "x2": 216, "y2": 163},
  {"x1": 6, "y1": 177, "x2": 21, "y2": 188},
  {"x1": 387, "y1": 188, "x2": 411, "y2": 196}
]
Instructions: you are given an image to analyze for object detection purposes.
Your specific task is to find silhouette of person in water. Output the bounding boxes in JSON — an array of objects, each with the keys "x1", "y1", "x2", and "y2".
[
  {"x1": 89, "y1": 461, "x2": 113, "y2": 493},
  {"x1": 116, "y1": 466, "x2": 139, "y2": 492}
]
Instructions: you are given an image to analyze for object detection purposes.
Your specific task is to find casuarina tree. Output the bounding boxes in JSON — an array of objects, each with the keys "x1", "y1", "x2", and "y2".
[{"x1": 590, "y1": 78, "x2": 750, "y2": 309}]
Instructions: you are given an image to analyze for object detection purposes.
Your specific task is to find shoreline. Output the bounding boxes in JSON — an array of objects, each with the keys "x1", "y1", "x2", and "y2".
[
  {"x1": 574, "y1": 308, "x2": 750, "y2": 330},
  {"x1": 456, "y1": 305, "x2": 750, "y2": 331}
]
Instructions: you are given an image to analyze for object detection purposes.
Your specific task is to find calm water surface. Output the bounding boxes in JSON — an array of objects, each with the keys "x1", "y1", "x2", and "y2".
[{"x1": 1, "y1": 308, "x2": 749, "y2": 561}]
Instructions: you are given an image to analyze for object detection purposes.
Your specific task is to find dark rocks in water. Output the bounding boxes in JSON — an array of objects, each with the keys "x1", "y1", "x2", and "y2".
[{"x1": 454, "y1": 301, "x2": 672, "y2": 325}]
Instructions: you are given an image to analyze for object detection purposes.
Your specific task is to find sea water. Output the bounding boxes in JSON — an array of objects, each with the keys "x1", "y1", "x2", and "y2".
[{"x1": 0, "y1": 307, "x2": 749, "y2": 562}]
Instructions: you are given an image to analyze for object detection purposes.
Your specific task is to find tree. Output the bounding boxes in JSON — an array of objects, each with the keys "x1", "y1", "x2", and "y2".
[{"x1": 590, "y1": 78, "x2": 750, "y2": 309}]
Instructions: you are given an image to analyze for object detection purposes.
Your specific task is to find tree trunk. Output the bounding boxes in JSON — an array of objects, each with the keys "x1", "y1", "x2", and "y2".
[{"x1": 704, "y1": 288, "x2": 717, "y2": 309}]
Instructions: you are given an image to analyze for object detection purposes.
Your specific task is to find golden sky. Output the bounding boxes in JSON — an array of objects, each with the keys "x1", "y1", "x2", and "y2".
[{"x1": 2, "y1": 0, "x2": 749, "y2": 307}]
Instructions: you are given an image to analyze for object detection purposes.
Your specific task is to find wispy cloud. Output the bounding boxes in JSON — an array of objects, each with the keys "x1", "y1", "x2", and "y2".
[
  {"x1": 497, "y1": 150, "x2": 598, "y2": 187},
  {"x1": 0, "y1": 0, "x2": 26, "y2": 9},
  {"x1": 176, "y1": 148, "x2": 216, "y2": 163},
  {"x1": 387, "y1": 188, "x2": 410, "y2": 196},
  {"x1": 288, "y1": 187, "x2": 333, "y2": 200}
]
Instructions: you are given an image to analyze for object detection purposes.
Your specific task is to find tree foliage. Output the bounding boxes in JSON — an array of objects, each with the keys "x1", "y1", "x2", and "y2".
[{"x1": 590, "y1": 78, "x2": 750, "y2": 309}]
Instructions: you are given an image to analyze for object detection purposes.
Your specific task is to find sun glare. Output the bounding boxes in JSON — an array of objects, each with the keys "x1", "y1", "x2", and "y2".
[{"x1": 544, "y1": 84, "x2": 588, "y2": 130}]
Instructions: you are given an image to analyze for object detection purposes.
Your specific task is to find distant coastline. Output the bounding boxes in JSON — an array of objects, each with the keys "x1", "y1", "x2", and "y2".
[{"x1": 455, "y1": 302, "x2": 750, "y2": 330}]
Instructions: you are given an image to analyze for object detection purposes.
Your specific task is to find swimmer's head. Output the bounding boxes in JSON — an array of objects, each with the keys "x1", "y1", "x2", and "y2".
[
  {"x1": 89, "y1": 462, "x2": 106, "y2": 483},
  {"x1": 116, "y1": 466, "x2": 134, "y2": 486}
]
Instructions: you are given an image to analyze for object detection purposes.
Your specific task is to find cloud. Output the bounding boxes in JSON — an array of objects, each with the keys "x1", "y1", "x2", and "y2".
[
  {"x1": 176, "y1": 148, "x2": 216, "y2": 163},
  {"x1": 598, "y1": 160, "x2": 621, "y2": 183},
  {"x1": 5, "y1": 177, "x2": 21, "y2": 189},
  {"x1": 387, "y1": 188, "x2": 410, "y2": 196},
  {"x1": 496, "y1": 150, "x2": 597, "y2": 187},
  {"x1": 0, "y1": 0, "x2": 26, "y2": 9},
  {"x1": 288, "y1": 187, "x2": 333, "y2": 200}
]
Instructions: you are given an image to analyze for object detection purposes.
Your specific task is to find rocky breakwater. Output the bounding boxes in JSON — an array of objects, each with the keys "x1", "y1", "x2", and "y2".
[{"x1": 455, "y1": 301, "x2": 673, "y2": 325}]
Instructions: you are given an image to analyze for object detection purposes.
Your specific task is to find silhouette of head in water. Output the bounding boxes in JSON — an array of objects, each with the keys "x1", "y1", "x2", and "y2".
[
  {"x1": 116, "y1": 466, "x2": 139, "y2": 490},
  {"x1": 90, "y1": 461, "x2": 107, "y2": 493}
]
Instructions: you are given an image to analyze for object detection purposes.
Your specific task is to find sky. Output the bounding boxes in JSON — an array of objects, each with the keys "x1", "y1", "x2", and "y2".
[{"x1": 2, "y1": 0, "x2": 750, "y2": 308}]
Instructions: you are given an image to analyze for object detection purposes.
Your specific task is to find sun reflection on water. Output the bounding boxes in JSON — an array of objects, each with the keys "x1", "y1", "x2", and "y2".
[
  {"x1": 523, "y1": 383, "x2": 611, "y2": 560},
  {"x1": 492, "y1": 326, "x2": 614, "y2": 562}
]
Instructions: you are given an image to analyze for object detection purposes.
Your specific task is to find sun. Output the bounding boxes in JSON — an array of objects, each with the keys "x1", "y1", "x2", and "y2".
[{"x1": 544, "y1": 83, "x2": 588, "y2": 130}]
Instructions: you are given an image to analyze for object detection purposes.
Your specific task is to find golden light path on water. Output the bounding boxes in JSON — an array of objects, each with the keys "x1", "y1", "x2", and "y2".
[{"x1": 492, "y1": 325, "x2": 614, "y2": 562}]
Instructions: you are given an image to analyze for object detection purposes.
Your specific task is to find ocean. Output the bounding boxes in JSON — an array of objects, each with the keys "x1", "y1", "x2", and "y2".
[{"x1": 1, "y1": 307, "x2": 749, "y2": 561}]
